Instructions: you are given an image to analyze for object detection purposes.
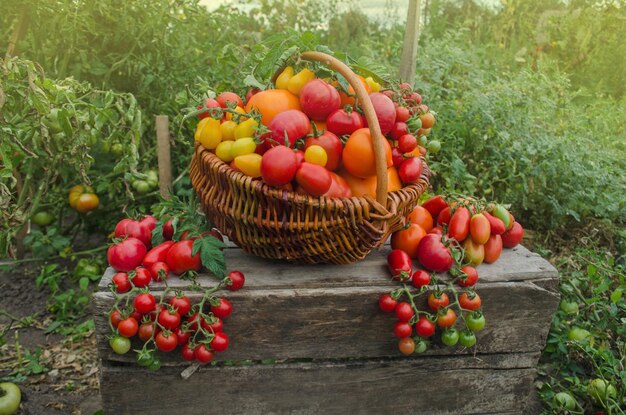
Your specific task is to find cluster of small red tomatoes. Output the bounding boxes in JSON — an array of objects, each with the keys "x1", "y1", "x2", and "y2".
[
  {"x1": 379, "y1": 194, "x2": 524, "y2": 355},
  {"x1": 106, "y1": 215, "x2": 244, "y2": 368},
  {"x1": 194, "y1": 67, "x2": 436, "y2": 199}
]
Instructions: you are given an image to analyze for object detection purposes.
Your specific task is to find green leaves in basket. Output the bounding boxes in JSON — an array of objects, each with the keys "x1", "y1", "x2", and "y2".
[{"x1": 192, "y1": 236, "x2": 227, "y2": 279}]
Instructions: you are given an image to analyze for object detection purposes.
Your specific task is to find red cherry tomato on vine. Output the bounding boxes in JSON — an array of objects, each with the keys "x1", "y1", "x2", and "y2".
[
  {"x1": 211, "y1": 298, "x2": 232, "y2": 319},
  {"x1": 194, "y1": 344, "x2": 215, "y2": 363},
  {"x1": 396, "y1": 106, "x2": 410, "y2": 123},
  {"x1": 110, "y1": 310, "x2": 123, "y2": 328},
  {"x1": 389, "y1": 122, "x2": 409, "y2": 141},
  {"x1": 138, "y1": 322, "x2": 155, "y2": 342},
  {"x1": 226, "y1": 270, "x2": 245, "y2": 291},
  {"x1": 112, "y1": 272, "x2": 131, "y2": 293},
  {"x1": 458, "y1": 265, "x2": 479, "y2": 287},
  {"x1": 398, "y1": 134, "x2": 418, "y2": 153},
  {"x1": 133, "y1": 293, "x2": 156, "y2": 314},
  {"x1": 157, "y1": 308, "x2": 181, "y2": 330},
  {"x1": 149, "y1": 261, "x2": 170, "y2": 281},
  {"x1": 216, "y1": 91, "x2": 244, "y2": 109},
  {"x1": 428, "y1": 292, "x2": 450, "y2": 311},
  {"x1": 395, "y1": 302, "x2": 414, "y2": 322},
  {"x1": 155, "y1": 331, "x2": 178, "y2": 352},
  {"x1": 130, "y1": 267, "x2": 151, "y2": 288},
  {"x1": 181, "y1": 345, "x2": 196, "y2": 361},
  {"x1": 415, "y1": 316, "x2": 435, "y2": 337},
  {"x1": 210, "y1": 331, "x2": 229, "y2": 352},
  {"x1": 398, "y1": 337, "x2": 415, "y2": 355},
  {"x1": 378, "y1": 294, "x2": 397, "y2": 313},
  {"x1": 459, "y1": 292, "x2": 482, "y2": 311},
  {"x1": 436, "y1": 308, "x2": 457, "y2": 328},
  {"x1": 117, "y1": 317, "x2": 139, "y2": 337},
  {"x1": 394, "y1": 322, "x2": 413, "y2": 338},
  {"x1": 411, "y1": 269, "x2": 431, "y2": 288}
]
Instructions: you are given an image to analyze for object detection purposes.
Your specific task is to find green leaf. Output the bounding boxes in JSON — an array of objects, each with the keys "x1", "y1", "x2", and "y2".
[
  {"x1": 192, "y1": 236, "x2": 226, "y2": 278},
  {"x1": 610, "y1": 288, "x2": 623, "y2": 304},
  {"x1": 243, "y1": 74, "x2": 266, "y2": 90},
  {"x1": 57, "y1": 108, "x2": 74, "y2": 138}
]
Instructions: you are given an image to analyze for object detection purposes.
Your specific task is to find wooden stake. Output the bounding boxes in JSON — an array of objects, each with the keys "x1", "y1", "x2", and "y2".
[
  {"x1": 399, "y1": 0, "x2": 422, "y2": 85},
  {"x1": 156, "y1": 116, "x2": 172, "y2": 199},
  {"x1": 6, "y1": 9, "x2": 30, "y2": 58}
]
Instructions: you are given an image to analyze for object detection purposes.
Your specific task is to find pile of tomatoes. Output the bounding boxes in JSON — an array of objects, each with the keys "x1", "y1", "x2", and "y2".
[
  {"x1": 380, "y1": 194, "x2": 524, "y2": 355},
  {"x1": 106, "y1": 214, "x2": 244, "y2": 369},
  {"x1": 194, "y1": 66, "x2": 437, "y2": 198}
]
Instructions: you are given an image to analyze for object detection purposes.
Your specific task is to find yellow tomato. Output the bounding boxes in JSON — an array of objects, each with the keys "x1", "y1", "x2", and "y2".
[
  {"x1": 365, "y1": 76, "x2": 381, "y2": 92},
  {"x1": 194, "y1": 117, "x2": 222, "y2": 150},
  {"x1": 225, "y1": 106, "x2": 245, "y2": 122},
  {"x1": 215, "y1": 141, "x2": 235, "y2": 162},
  {"x1": 275, "y1": 66, "x2": 294, "y2": 90},
  {"x1": 234, "y1": 117, "x2": 258, "y2": 139},
  {"x1": 304, "y1": 145, "x2": 328, "y2": 167},
  {"x1": 220, "y1": 120, "x2": 237, "y2": 141},
  {"x1": 234, "y1": 153, "x2": 262, "y2": 178},
  {"x1": 287, "y1": 68, "x2": 315, "y2": 96},
  {"x1": 230, "y1": 137, "x2": 257, "y2": 158}
]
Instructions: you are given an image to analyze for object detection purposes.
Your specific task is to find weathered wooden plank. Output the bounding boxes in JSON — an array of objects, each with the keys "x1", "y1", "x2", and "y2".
[
  {"x1": 100, "y1": 352, "x2": 541, "y2": 415},
  {"x1": 98, "y1": 245, "x2": 558, "y2": 291},
  {"x1": 94, "y1": 277, "x2": 558, "y2": 363}
]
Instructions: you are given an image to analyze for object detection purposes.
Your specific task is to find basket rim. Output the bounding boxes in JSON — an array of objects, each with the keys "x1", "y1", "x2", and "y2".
[{"x1": 193, "y1": 143, "x2": 431, "y2": 215}]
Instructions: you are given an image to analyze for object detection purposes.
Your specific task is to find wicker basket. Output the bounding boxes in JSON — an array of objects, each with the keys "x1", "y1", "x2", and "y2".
[{"x1": 190, "y1": 51, "x2": 430, "y2": 264}]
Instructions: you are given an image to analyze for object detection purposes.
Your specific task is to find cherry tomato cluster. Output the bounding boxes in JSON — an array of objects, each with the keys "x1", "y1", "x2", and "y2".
[
  {"x1": 106, "y1": 214, "x2": 244, "y2": 368},
  {"x1": 381, "y1": 194, "x2": 524, "y2": 356},
  {"x1": 193, "y1": 64, "x2": 438, "y2": 199}
]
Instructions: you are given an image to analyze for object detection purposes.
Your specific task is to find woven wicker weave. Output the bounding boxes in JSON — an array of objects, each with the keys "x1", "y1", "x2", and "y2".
[{"x1": 190, "y1": 51, "x2": 430, "y2": 264}]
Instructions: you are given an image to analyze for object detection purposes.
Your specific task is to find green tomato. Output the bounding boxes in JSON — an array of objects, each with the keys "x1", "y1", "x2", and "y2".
[
  {"x1": 492, "y1": 204, "x2": 511, "y2": 229},
  {"x1": 73, "y1": 259, "x2": 100, "y2": 280},
  {"x1": 109, "y1": 336, "x2": 131, "y2": 355},
  {"x1": 0, "y1": 382, "x2": 21, "y2": 415},
  {"x1": 132, "y1": 180, "x2": 151, "y2": 195},
  {"x1": 111, "y1": 143, "x2": 124, "y2": 157},
  {"x1": 146, "y1": 170, "x2": 159, "y2": 188},
  {"x1": 31, "y1": 211, "x2": 55, "y2": 227},
  {"x1": 587, "y1": 378, "x2": 617, "y2": 403},
  {"x1": 568, "y1": 327, "x2": 592, "y2": 342},
  {"x1": 553, "y1": 392, "x2": 576, "y2": 410},
  {"x1": 43, "y1": 108, "x2": 63, "y2": 134},
  {"x1": 136, "y1": 351, "x2": 154, "y2": 367},
  {"x1": 417, "y1": 135, "x2": 428, "y2": 147},
  {"x1": 148, "y1": 357, "x2": 161, "y2": 371},
  {"x1": 414, "y1": 338, "x2": 428, "y2": 353},
  {"x1": 466, "y1": 311, "x2": 486, "y2": 332},
  {"x1": 426, "y1": 140, "x2": 441, "y2": 154},
  {"x1": 459, "y1": 330, "x2": 477, "y2": 348},
  {"x1": 441, "y1": 328, "x2": 459, "y2": 346},
  {"x1": 559, "y1": 299, "x2": 579, "y2": 315}
]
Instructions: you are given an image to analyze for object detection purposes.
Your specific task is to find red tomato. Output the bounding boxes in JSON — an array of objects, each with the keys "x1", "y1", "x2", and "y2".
[
  {"x1": 143, "y1": 241, "x2": 174, "y2": 267},
  {"x1": 398, "y1": 134, "x2": 417, "y2": 153},
  {"x1": 112, "y1": 272, "x2": 131, "y2": 293},
  {"x1": 415, "y1": 316, "x2": 435, "y2": 337},
  {"x1": 396, "y1": 106, "x2": 410, "y2": 122},
  {"x1": 420, "y1": 112, "x2": 436, "y2": 129},
  {"x1": 155, "y1": 331, "x2": 178, "y2": 352},
  {"x1": 138, "y1": 322, "x2": 155, "y2": 342},
  {"x1": 389, "y1": 122, "x2": 409, "y2": 141},
  {"x1": 367, "y1": 92, "x2": 397, "y2": 135},
  {"x1": 395, "y1": 302, "x2": 414, "y2": 322},
  {"x1": 323, "y1": 172, "x2": 352, "y2": 198},
  {"x1": 133, "y1": 293, "x2": 156, "y2": 314},
  {"x1": 326, "y1": 108, "x2": 364, "y2": 136},
  {"x1": 181, "y1": 344, "x2": 195, "y2": 361},
  {"x1": 463, "y1": 238, "x2": 485, "y2": 266},
  {"x1": 387, "y1": 249, "x2": 413, "y2": 280},
  {"x1": 169, "y1": 295, "x2": 192, "y2": 316},
  {"x1": 166, "y1": 240, "x2": 201, "y2": 275},
  {"x1": 114, "y1": 218, "x2": 152, "y2": 249},
  {"x1": 391, "y1": 224, "x2": 427, "y2": 259},
  {"x1": 197, "y1": 98, "x2": 220, "y2": 120},
  {"x1": 398, "y1": 156, "x2": 423, "y2": 184},
  {"x1": 295, "y1": 162, "x2": 332, "y2": 196},
  {"x1": 416, "y1": 233, "x2": 454, "y2": 272},
  {"x1": 163, "y1": 218, "x2": 174, "y2": 240},
  {"x1": 216, "y1": 91, "x2": 244, "y2": 109},
  {"x1": 245, "y1": 88, "x2": 260, "y2": 104},
  {"x1": 459, "y1": 292, "x2": 482, "y2": 311},
  {"x1": 149, "y1": 261, "x2": 170, "y2": 281},
  {"x1": 429, "y1": 226, "x2": 443, "y2": 235},
  {"x1": 394, "y1": 322, "x2": 413, "y2": 338},
  {"x1": 110, "y1": 310, "x2": 123, "y2": 328},
  {"x1": 436, "y1": 308, "x2": 457, "y2": 328},
  {"x1": 304, "y1": 131, "x2": 343, "y2": 171},
  {"x1": 210, "y1": 332, "x2": 229, "y2": 352},
  {"x1": 448, "y1": 207, "x2": 471, "y2": 242},
  {"x1": 201, "y1": 316, "x2": 224, "y2": 333},
  {"x1": 428, "y1": 291, "x2": 450, "y2": 310},
  {"x1": 194, "y1": 344, "x2": 214, "y2": 363},
  {"x1": 130, "y1": 267, "x2": 151, "y2": 287},
  {"x1": 378, "y1": 294, "x2": 398, "y2": 312},
  {"x1": 458, "y1": 265, "x2": 479, "y2": 287},
  {"x1": 391, "y1": 147, "x2": 405, "y2": 168},
  {"x1": 157, "y1": 308, "x2": 181, "y2": 330},
  {"x1": 405, "y1": 92, "x2": 422, "y2": 106},
  {"x1": 470, "y1": 213, "x2": 491, "y2": 245},
  {"x1": 211, "y1": 298, "x2": 232, "y2": 319},
  {"x1": 484, "y1": 212, "x2": 506, "y2": 235},
  {"x1": 484, "y1": 234, "x2": 503, "y2": 263},
  {"x1": 107, "y1": 238, "x2": 147, "y2": 272},
  {"x1": 267, "y1": 109, "x2": 311, "y2": 148},
  {"x1": 226, "y1": 270, "x2": 245, "y2": 291},
  {"x1": 421, "y1": 195, "x2": 449, "y2": 219},
  {"x1": 117, "y1": 317, "x2": 138, "y2": 337},
  {"x1": 437, "y1": 206, "x2": 452, "y2": 226},
  {"x1": 502, "y1": 222, "x2": 524, "y2": 248},
  {"x1": 260, "y1": 145, "x2": 298, "y2": 186},
  {"x1": 299, "y1": 79, "x2": 341, "y2": 121},
  {"x1": 174, "y1": 327, "x2": 191, "y2": 346},
  {"x1": 408, "y1": 205, "x2": 433, "y2": 232},
  {"x1": 412, "y1": 269, "x2": 431, "y2": 288}
]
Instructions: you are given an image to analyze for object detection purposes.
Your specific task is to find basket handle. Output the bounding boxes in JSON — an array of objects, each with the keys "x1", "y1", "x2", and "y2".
[{"x1": 271, "y1": 51, "x2": 389, "y2": 205}]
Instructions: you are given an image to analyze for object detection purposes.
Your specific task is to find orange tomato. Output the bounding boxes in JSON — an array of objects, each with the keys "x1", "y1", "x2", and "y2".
[
  {"x1": 391, "y1": 223, "x2": 427, "y2": 258},
  {"x1": 334, "y1": 75, "x2": 371, "y2": 107},
  {"x1": 405, "y1": 146, "x2": 427, "y2": 158},
  {"x1": 339, "y1": 167, "x2": 401, "y2": 198},
  {"x1": 75, "y1": 193, "x2": 100, "y2": 213},
  {"x1": 245, "y1": 89, "x2": 300, "y2": 126},
  {"x1": 463, "y1": 238, "x2": 485, "y2": 266},
  {"x1": 408, "y1": 205, "x2": 433, "y2": 232},
  {"x1": 342, "y1": 128, "x2": 392, "y2": 178}
]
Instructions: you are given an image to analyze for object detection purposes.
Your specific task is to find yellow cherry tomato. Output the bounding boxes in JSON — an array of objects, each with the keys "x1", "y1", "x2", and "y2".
[
  {"x1": 234, "y1": 117, "x2": 258, "y2": 139},
  {"x1": 220, "y1": 120, "x2": 237, "y2": 141},
  {"x1": 287, "y1": 68, "x2": 315, "y2": 96},
  {"x1": 365, "y1": 76, "x2": 381, "y2": 92},
  {"x1": 215, "y1": 141, "x2": 235, "y2": 162},
  {"x1": 234, "y1": 153, "x2": 262, "y2": 178},
  {"x1": 275, "y1": 66, "x2": 294, "y2": 90},
  {"x1": 304, "y1": 145, "x2": 328, "y2": 167},
  {"x1": 225, "y1": 106, "x2": 245, "y2": 122},
  {"x1": 230, "y1": 137, "x2": 257, "y2": 158},
  {"x1": 194, "y1": 117, "x2": 222, "y2": 149}
]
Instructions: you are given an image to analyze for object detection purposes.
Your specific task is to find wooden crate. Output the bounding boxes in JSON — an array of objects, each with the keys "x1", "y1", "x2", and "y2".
[{"x1": 93, "y1": 245, "x2": 559, "y2": 414}]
